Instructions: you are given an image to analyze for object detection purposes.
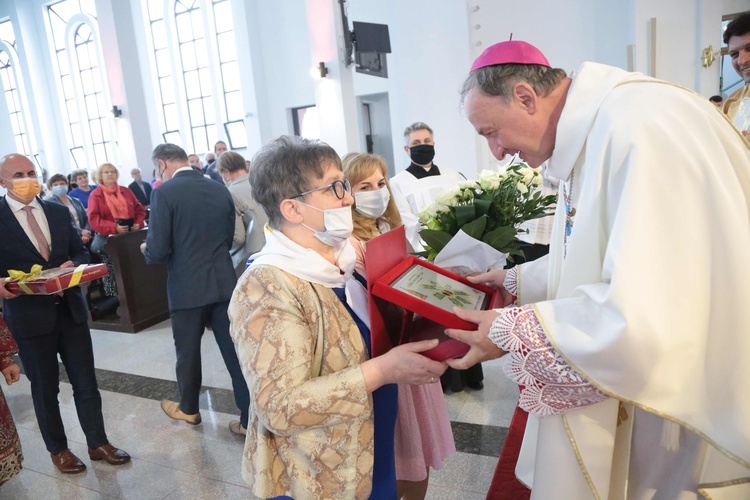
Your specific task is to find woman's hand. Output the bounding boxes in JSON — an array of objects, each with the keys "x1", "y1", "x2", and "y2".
[
  {"x1": 80, "y1": 229, "x2": 92, "y2": 244},
  {"x1": 443, "y1": 308, "x2": 508, "y2": 370},
  {"x1": 2, "y1": 363, "x2": 20, "y2": 386},
  {"x1": 361, "y1": 339, "x2": 447, "y2": 392},
  {"x1": 132, "y1": 223, "x2": 140, "y2": 231},
  {"x1": 115, "y1": 224, "x2": 129, "y2": 234}
]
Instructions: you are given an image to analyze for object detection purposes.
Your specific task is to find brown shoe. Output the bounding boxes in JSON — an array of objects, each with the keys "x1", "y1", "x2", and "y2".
[
  {"x1": 229, "y1": 420, "x2": 247, "y2": 436},
  {"x1": 50, "y1": 449, "x2": 86, "y2": 474},
  {"x1": 88, "y1": 444, "x2": 131, "y2": 465},
  {"x1": 161, "y1": 400, "x2": 201, "y2": 425}
]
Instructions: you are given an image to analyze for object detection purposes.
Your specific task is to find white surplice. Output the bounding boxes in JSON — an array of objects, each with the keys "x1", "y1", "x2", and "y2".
[
  {"x1": 514, "y1": 62, "x2": 750, "y2": 499},
  {"x1": 389, "y1": 166, "x2": 465, "y2": 251}
]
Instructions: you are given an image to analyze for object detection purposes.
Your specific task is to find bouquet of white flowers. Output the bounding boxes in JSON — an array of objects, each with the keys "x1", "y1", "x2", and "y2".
[{"x1": 418, "y1": 161, "x2": 557, "y2": 274}]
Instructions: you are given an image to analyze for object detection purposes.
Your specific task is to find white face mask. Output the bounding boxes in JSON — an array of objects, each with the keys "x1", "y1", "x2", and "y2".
[
  {"x1": 298, "y1": 203, "x2": 354, "y2": 246},
  {"x1": 354, "y1": 187, "x2": 390, "y2": 219}
]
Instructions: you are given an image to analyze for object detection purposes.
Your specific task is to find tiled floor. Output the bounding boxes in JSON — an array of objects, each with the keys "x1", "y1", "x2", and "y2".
[{"x1": 1, "y1": 320, "x2": 519, "y2": 499}]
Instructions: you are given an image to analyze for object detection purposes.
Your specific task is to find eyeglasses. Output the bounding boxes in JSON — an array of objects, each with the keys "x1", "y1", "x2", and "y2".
[
  {"x1": 101, "y1": 170, "x2": 117, "y2": 175},
  {"x1": 290, "y1": 179, "x2": 351, "y2": 200}
]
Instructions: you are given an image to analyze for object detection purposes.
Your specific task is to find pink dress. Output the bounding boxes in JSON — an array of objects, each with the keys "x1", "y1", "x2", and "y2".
[{"x1": 350, "y1": 235, "x2": 456, "y2": 481}]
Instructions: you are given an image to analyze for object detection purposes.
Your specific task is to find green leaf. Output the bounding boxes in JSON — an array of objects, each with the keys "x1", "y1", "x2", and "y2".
[
  {"x1": 482, "y1": 226, "x2": 516, "y2": 252},
  {"x1": 475, "y1": 198, "x2": 492, "y2": 217},
  {"x1": 454, "y1": 205, "x2": 476, "y2": 226},
  {"x1": 420, "y1": 229, "x2": 453, "y2": 253},
  {"x1": 460, "y1": 215, "x2": 487, "y2": 240}
]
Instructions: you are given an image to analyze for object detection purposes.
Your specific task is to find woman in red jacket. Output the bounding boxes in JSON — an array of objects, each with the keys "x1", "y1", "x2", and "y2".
[{"x1": 88, "y1": 163, "x2": 147, "y2": 296}]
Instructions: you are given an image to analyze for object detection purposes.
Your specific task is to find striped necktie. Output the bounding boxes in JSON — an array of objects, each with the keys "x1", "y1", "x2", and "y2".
[{"x1": 21, "y1": 205, "x2": 51, "y2": 261}]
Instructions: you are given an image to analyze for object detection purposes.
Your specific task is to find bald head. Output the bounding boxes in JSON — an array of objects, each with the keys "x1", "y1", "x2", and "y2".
[
  {"x1": 0, "y1": 153, "x2": 34, "y2": 177},
  {"x1": 0, "y1": 153, "x2": 36, "y2": 182},
  {"x1": 0, "y1": 153, "x2": 41, "y2": 203}
]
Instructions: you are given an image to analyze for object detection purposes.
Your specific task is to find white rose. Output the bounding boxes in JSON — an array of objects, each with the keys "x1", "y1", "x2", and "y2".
[
  {"x1": 516, "y1": 183, "x2": 529, "y2": 194},
  {"x1": 458, "y1": 179, "x2": 476, "y2": 189},
  {"x1": 419, "y1": 204, "x2": 437, "y2": 223},
  {"x1": 435, "y1": 188, "x2": 460, "y2": 206},
  {"x1": 519, "y1": 166, "x2": 536, "y2": 185}
]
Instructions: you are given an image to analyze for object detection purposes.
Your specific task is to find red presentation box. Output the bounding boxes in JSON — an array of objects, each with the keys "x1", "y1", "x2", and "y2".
[
  {"x1": 366, "y1": 226, "x2": 503, "y2": 361},
  {"x1": 6, "y1": 264, "x2": 108, "y2": 295}
]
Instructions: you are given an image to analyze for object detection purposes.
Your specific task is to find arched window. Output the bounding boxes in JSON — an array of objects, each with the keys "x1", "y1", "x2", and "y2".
[
  {"x1": 45, "y1": 0, "x2": 118, "y2": 168},
  {"x1": 143, "y1": 0, "x2": 246, "y2": 154},
  {"x1": 0, "y1": 19, "x2": 38, "y2": 163}
]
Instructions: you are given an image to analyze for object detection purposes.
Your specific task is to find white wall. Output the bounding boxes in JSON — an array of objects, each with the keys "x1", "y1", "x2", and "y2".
[{"x1": 2, "y1": 0, "x2": 749, "y2": 180}]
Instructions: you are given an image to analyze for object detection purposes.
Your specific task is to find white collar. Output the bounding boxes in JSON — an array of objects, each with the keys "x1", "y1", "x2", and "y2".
[
  {"x1": 250, "y1": 226, "x2": 356, "y2": 288},
  {"x1": 5, "y1": 195, "x2": 42, "y2": 214},
  {"x1": 172, "y1": 166, "x2": 193, "y2": 176},
  {"x1": 548, "y1": 62, "x2": 637, "y2": 181}
]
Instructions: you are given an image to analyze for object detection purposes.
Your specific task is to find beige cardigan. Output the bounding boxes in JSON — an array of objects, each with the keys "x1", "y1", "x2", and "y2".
[{"x1": 229, "y1": 265, "x2": 375, "y2": 499}]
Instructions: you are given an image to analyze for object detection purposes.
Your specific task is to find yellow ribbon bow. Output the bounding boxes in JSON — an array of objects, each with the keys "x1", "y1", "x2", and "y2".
[{"x1": 7, "y1": 264, "x2": 44, "y2": 283}]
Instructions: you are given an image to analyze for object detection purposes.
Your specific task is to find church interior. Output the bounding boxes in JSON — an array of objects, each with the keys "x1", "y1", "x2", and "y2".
[{"x1": 0, "y1": 0, "x2": 747, "y2": 498}]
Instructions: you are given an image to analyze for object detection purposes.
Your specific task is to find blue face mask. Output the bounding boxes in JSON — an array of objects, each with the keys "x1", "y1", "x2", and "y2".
[{"x1": 52, "y1": 185, "x2": 68, "y2": 197}]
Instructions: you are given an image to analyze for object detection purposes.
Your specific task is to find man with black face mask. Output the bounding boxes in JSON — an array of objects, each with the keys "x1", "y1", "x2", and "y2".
[
  {"x1": 389, "y1": 123, "x2": 481, "y2": 393},
  {"x1": 389, "y1": 122, "x2": 465, "y2": 253}
]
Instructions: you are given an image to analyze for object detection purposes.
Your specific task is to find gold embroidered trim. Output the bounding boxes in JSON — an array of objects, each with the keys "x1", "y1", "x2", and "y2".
[
  {"x1": 562, "y1": 414, "x2": 600, "y2": 500},
  {"x1": 697, "y1": 476, "x2": 750, "y2": 499},
  {"x1": 531, "y1": 303, "x2": 750, "y2": 472}
]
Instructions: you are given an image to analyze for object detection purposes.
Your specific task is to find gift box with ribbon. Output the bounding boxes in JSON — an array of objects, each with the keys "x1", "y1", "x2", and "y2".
[{"x1": 5, "y1": 263, "x2": 108, "y2": 295}]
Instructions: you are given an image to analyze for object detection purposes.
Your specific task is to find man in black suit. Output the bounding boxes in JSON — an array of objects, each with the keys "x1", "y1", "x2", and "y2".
[
  {"x1": 141, "y1": 144, "x2": 249, "y2": 435},
  {"x1": 128, "y1": 167, "x2": 152, "y2": 208},
  {"x1": 0, "y1": 154, "x2": 130, "y2": 473}
]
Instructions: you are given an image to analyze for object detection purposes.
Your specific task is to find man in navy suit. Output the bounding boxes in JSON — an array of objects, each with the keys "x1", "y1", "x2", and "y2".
[
  {"x1": 141, "y1": 144, "x2": 249, "y2": 435},
  {"x1": 0, "y1": 154, "x2": 130, "y2": 473}
]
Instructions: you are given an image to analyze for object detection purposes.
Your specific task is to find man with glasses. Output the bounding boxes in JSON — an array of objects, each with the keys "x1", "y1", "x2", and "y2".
[
  {"x1": 0, "y1": 153, "x2": 130, "y2": 473},
  {"x1": 141, "y1": 144, "x2": 250, "y2": 436}
]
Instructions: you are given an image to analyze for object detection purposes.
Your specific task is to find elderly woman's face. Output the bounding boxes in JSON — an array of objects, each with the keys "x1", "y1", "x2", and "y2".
[
  {"x1": 100, "y1": 166, "x2": 119, "y2": 186},
  {"x1": 294, "y1": 161, "x2": 353, "y2": 233}
]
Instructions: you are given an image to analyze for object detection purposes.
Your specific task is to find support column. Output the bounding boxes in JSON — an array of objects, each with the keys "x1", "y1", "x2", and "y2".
[
  {"x1": 95, "y1": 0, "x2": 156, "y2": 183},
  {"x1": 304, "y1": 0, "x2": 361, "y2": 155}
]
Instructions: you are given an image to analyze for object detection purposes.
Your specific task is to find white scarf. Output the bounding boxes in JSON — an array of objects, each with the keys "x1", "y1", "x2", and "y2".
[{"x1": 250, "y1": 226, "x2": 370, "y2": 327}]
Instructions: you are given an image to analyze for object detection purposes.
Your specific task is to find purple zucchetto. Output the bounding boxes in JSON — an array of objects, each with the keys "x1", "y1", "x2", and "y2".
[{"x1": 470, "y1": 40, "x2": 550, "y2": 71}]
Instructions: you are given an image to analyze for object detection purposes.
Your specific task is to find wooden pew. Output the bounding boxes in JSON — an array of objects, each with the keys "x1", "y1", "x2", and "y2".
[{"x1": 88, "y1": 228, "x2": 170, "y2": 333}]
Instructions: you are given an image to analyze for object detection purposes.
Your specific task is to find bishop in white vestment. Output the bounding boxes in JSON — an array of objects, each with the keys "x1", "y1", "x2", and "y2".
[{"x1": 448, "y1": 40, "x2": 750, "y2": 499}]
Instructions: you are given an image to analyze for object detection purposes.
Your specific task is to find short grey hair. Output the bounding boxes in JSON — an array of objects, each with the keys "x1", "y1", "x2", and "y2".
[
  {"x1": 249, "y1": 135, "x2": 341, "y2": 229},
  {"x1": 71, "y1": 169, "x2": 89, "y2": 181},
  {"x1": 216, "y1": 151, "x2": 247, "y2": 174},
  {"x1": 151, "y1": 143, "x2": 188, "y2": 166},
  {"x1": 459, "y1": 64, "x2": 567, "y2": 104},
  {"x1": 403, "y1": 122, "x2": 433, "y2": 145},
  {"x1": 130, "y1": 167, "x2": 141, "y2": 176}
]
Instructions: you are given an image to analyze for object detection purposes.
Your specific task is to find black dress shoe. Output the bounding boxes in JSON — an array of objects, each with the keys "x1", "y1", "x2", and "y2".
[
  {"x1": 88, "y1": 444, "x2": 131, "y2": 465},
  {"x1": 467, "y1": 380, "x2": 484, "y2": 390}
]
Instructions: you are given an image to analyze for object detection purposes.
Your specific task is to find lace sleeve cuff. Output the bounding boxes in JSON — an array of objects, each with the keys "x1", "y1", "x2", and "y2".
[
  {"x1": 488, "y1": 305, "x2": 608, "y2": 417},
  {"x1": 503, "y1": 266, "x2": 518, "y2": 297}
]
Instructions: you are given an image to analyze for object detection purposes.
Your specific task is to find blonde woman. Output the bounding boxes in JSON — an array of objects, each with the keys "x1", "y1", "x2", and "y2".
[{"x1": 343, "y1": 153, "x2": 455, "y2": 500}]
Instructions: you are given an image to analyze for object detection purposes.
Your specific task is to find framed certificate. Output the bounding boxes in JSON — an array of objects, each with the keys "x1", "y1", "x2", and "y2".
[
  {"x1": 390, "y1": 264, "x2": 489, "y2": 312},
  {"x1": 372, "y1": 256, "x2": 502, "y2": 334},
  {"x1": 366, "y1": 226, "x2": 504, "y2": 361}
]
